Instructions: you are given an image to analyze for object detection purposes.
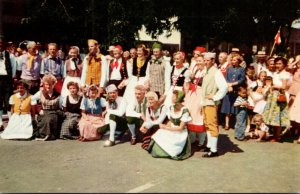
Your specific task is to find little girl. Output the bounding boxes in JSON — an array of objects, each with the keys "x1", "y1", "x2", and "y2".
[
  {"x1": 248, "y1": 114, "x2": 270, "y2": 142},
  {"x1": 78, "y1": 85, "x2": 105, "y2": 141}
]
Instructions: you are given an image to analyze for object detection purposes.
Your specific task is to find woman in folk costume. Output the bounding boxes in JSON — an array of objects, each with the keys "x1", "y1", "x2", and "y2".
[
  {"x1": 184, "y1": 55, "x2": 206, "y2": 147},
  {"x1": 148, "y1": 90, "x2": 192, "y2": 160},
  {"x1": 123, "y1": 44, "x2": 150, "y2": 103},
  {"x1": 164, "y1": 51, "x2": 191, "y2": 109},
  {"x1": 61, "y1": 46, "x2": 82, "y2": 99},
  {"x1": 140, "y1": 91, "x2": 168, "y2": 150},
  {"x1": 80, "y1": 39, "x2": 108, "y2": 95},
  {"x1": 1, "y1": 81, "x2": 36, "y2": 140},
  {"x1": 190, "y1": 46, "x2": 206, "y2": 68},
  {"x1": 78, "y1": 85, "x2": 105, "y2": 141},
  {"x1": 263, "y1": 57, "x2": 291, "y2": 142},
  {"x1": 33, "y1": 74, "x2": 62, "y2": 141},
  {"x1": 60, "y1": 81, "x2": 82, "y2": 140}
]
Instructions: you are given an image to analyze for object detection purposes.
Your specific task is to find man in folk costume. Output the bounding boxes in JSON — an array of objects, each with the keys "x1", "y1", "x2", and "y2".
[
  {"x1": 0, "y1": 36, "x2": 17, "y2": 131},
  {"x1": 17, "y1": 41, "x2": 42, "y2": 95},
  {"x1": 98, "y1": 84, "x2": 128, "y2": 147},
  {"x1": 107, "y1": 45, "x2": 129, "y2": 96},
  {"x1": 218, "y1": 52, "x2": 230, "y2": 77},
  {"x1": 40, "y1": 43, "x2": 64, "y2": 94},
  {"x1": 201, "y1": 52, "x2": 228, "y2": 157},
  {"x1": 145, "y1": 42, "x2": 171, "y2": 104},
  {"x1": 81, "y1": 39, "x2": 108, "y2": 96},
  {"x1": 125, "y1": 85, "x2": 147, "y2": 145},
  {"x1": 250, "y1": 51, "x2": 267, "y2": 77}
]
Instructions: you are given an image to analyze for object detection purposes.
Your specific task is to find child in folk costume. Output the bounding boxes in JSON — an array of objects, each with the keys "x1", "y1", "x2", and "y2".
[
  {"x1": 148, "y1": 90, "x2": 192, "y2": 160},
  {"x1": 78, "y1": 85, "x2": 105, "y2": 141},
  {"x1": 1, "y1": 81, "x2": 36, "y2": 140},
  {"x1": 184, "y1": 55, "x2": 206, "y2": 148},
  {"x1": 60, "y1": 82, "x2": 82, "y2": 140}
]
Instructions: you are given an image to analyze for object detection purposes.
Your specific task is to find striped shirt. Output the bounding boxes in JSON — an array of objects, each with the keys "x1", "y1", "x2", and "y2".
[{"x1": 234, "y1": 96, "x2": 248, "y2": 107}]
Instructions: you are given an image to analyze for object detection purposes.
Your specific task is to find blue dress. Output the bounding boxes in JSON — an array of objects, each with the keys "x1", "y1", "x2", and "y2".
[{"x1": 221, "y1": 66, "x2": 245, "y2": 115}]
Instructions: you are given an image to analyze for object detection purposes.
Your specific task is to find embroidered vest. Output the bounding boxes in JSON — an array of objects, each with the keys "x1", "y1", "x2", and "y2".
[
  {"x1": 86, "y1": 55, "x2": 102, "y2": 85},
  {"x1": 83, "y1": 97, "x2": 102, "y2": 114},
  {"x1": 132, "y1": 57, "x2": 150, "y2": 77},
  {"x1": 13, "y1": 94, "x2": 31, "y2": 114},
  {"x1": 65, "y1": 58, "x2": 82, "y2": 77}
]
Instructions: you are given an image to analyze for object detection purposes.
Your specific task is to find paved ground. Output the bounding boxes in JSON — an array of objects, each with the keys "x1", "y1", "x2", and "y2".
[{"x1": 0, "y1": 123, "x2": 299, "y2": 193}]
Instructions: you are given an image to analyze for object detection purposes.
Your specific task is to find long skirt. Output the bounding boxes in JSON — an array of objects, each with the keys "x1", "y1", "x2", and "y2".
[
  {"x1": 123, "y1": 76, "x2": 147, "y2": 103},
  {"x1": 61, "y1": 76, "x2": 81, "y2": 98},
  {"x1": 78, "y1": 115, "x2": 105, "y2": 141},
  {"x1": 1, "y1": 113, "x2": 33, "y2": 140},
  {"x1": 37, "y1": 110, "x2": 59, "y2": 138},
  {"x1": 184, "y1": 85, "x2": 205, "y2": 133},
  {"x1": 263, "y1": 90, "x2": 290, "y2": 127},
  {"x1": 150, "y1": 128, "x2": 191, "y2": 160},
  {"x1": 60, "y1": 112, "x2": 80, "y2": 138}
]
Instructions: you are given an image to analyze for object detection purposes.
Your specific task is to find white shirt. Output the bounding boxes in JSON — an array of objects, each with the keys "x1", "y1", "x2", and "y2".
[
  {"x1": 212, "y1": 69, "x2": 228, "y2": 101},
  {"x1": 272, "y1": 70, "x2": 291, "y2": 87},
  {"x1": 0, "y1": 51, "x2": 17, "y2": 76},
  {"x1": 103, "y1": 96, "x2": 126, "y2": 123}
]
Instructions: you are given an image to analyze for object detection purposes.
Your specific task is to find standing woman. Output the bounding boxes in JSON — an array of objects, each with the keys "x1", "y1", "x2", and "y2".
[
  {"x1": 263, "y1": 57, "x2": 291, "y2": 142},
  {"x1": 164, "y1": 51, "x2": 191, "y2": 109},
  {"x1": 1, "y1": 81, "x2": 36, "y2": 140},
  {"x1": 148, "y1": 90, "x2": 192, "y2": 160},
  {"x1": 220, "y1": 54, "x2": 246, "y2": 130},
  {"x1": 61, "y1": 46, "x2": 82, "y2": 99},
  {"x1": 184, "y1": 55, "x2": 206, "y2": 147},
  {"x1": 33, "y1": 74, "x2": 62, "y2": 141},
  {"x1": 123, "y1": 44, "x2": 150, "y2": 103}
]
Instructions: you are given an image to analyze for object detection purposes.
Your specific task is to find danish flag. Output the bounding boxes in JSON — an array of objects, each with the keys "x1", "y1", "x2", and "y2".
[{"x1": 274, "y1": 29, "x2": 281, "y2": 45}]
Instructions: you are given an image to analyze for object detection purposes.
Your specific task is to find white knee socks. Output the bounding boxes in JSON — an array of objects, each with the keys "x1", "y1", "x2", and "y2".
[
  {"x1": 127, "y1": 124, "x2": 136, "y2": 139},
  {"x1": 109, "y1": 120, "x2": 116, "y2": 142}
]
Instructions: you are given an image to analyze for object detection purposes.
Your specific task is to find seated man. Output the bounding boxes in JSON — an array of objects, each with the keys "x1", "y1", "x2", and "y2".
[
  {"x1": 98, "y1": 84, "x2": 128, "y2": 147},
  {"x1": 125, "y1": 85, "x2": 147, "y2": 145}
]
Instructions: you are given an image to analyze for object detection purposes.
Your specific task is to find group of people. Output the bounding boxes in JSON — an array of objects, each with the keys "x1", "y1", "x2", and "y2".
[{"x1": 0, "y1": 35, "x2": 300, "y2": 160}]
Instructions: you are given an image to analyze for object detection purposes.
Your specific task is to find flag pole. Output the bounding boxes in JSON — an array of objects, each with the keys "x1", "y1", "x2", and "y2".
[{"x1": 269, "y1": 26, "x2": 281, "y2": 56}]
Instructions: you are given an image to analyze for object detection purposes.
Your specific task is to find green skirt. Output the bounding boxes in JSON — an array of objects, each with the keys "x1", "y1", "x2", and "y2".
[{"x1": 148, "y1": 137, "x2": 191, "y2": 160}]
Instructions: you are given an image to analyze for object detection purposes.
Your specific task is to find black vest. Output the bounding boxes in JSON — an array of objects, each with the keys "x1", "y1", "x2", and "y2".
[
  {"x1": 4, "y1": 51, "x2": 13, "y2": 81},
  {"x1": 171, "y1": 66, "x2": 188, "y2": 86},
  {"x1": 132, "y1": 57, "x2": 150, "y2": 77},
  {"x1": 66, "y1": 96, "x2": 82, "y2": 114}
]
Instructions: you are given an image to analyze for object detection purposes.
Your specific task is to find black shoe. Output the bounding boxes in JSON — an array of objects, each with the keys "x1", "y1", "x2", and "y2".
[
  {"x1": 0, "y1": 125, "x2": 4, "y2": 132},
  {"x1": 198, "y1": 145, "x2": 210, "y2": 152},
  {"x1": 202, "y1": 151, "x2": 219, "y2": 158}
]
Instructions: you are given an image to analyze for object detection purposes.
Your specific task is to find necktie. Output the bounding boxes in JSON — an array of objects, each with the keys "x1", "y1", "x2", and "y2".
[
  {"x1": 138, "y1": 103, "x2": 142, "y2": 113},
  {"x1": 111, "y1": 60, "x2": 118, "y2": 69},
  {"x1": 0, "y1": 52, "x2": 4, "y2": 60},
  {"x1": 27, "y1": 55, "x2": 34, "y2": 70}
]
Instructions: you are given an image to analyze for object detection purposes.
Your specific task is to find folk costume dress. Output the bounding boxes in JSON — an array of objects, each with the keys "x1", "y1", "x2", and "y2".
[
  {"x1": 185, "y1": 64, "x2": 206, "y2": 133},
  {"x1": 142, "y1": 104, "x2": 167, "y2": 149},
  {"x1": 78, "y1": 97, "x2": 105, "y2": 141},
  {"x1": 123, "y1": 57, "x2": 150, "y2": 103},
  {"x1": 1, "y1": 92, "x2": 36, "y2": 139},
  {"x1": 60, "y1": 95, "x2": 82, "y2": 139},
  {"x1": 61, "y1": 58, "x2": 82, "y2": 98},
  {"x1": 149, "y1": 106, "x2": 192, "y2": 160},
  {"x1": 164, "y1": 63, "x2": 191, "y2": 109}
]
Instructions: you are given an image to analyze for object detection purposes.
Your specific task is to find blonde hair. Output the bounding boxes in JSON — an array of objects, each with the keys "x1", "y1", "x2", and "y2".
[
  {"x1": 253, "y1": 114, "x2": 264, "y2": 122},
  {"x1": 42, "y1": 74, "x2": 57, "y2": 85},
  {"x1": 135, "y1": 85, "x2": 146, "y2": 93},
  {"x1": 145, "y1": 91, "x2": 158, "y2": 102}
]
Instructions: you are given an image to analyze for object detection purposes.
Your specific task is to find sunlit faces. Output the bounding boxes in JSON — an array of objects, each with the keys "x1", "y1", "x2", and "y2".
[
  {"x1": 43, "y1": 82, "x2": 53, "y2": 92},
  {"x1": 69, "y1": 48, "x2": 79, "y2": 59},
  {"x1": 238, "y1": 87, "x2": 248, "y2": 98},
  {"x1": 130, "y1": 48, "x2": 137, "y2": 58},
  {"x1": 107, "y1": 91, "x2": 118, "y2": 101},
  {"x1": 147, "y1": 97, "x2": 157, "y2": 107},
  {"x1": 173, "y1": 53, "x2": 184, "y2": 65},
  {"x1": 246, "y1": 68, "x2": 255, "y2": 79},
  {"x1": 204, "y1": 57, "x2": 214, "y2": 68},
  {"x1": 258, "y1": 71, "x2": 267, "y2": 82},
  {"x1": 195, "y1": 56, "x2": 205, "y2": 69},
  {"x1": 231, "y1": 56, "x2": 240, "y2": 67},
  {"x1": 275, "y1": 60, "x2": 285, "y2": 71},
  {"x1": 17, "y1": 85, "x2": 26, "y2": 96},
  {"x1": 113, "y1": 48, "x2": 122, "y2": 59},
  {"x1": 48, "y1": 44, "x2": 57, "y2": 57},
  {"x1": 88, "y1": 42, "x2": 98, "y2": 54},
  {"x1": 218, "y1": 53, "x2": 228, "y2": 64},
  {"x1": 89, "y1": 89, "x2": 98, "y2": 99},
  {"x1": 137, "y1": 47, "x2": 145, "y2": 58},
  {"x1": 153, "y1": 48, "x2": 162, "y2": 58},
  {"x1": 68, "y1": 85, "x2": 79, "y2": 95},
  {"x1": 135, "y1": 89, "x2": 145, "y2": 102},
  {"x1": 28, "y1": 46, "x2": 37, "y2": 56},
  {"x1": 193, "y1": 50, "x2": 201, "y2": 58}
]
